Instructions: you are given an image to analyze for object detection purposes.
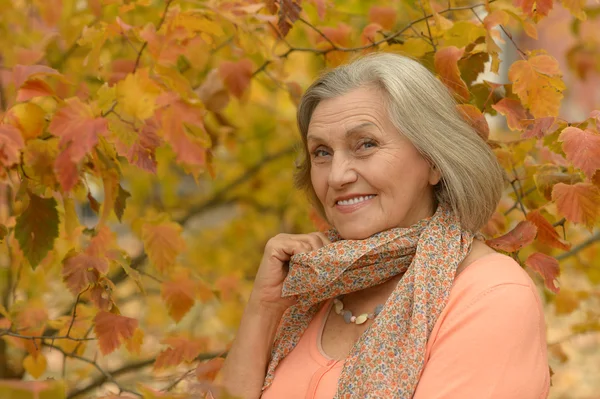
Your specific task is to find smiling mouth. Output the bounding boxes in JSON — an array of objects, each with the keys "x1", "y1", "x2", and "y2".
[{"x1": 336, "y1": 195, "x2": 376, "y2": 206}]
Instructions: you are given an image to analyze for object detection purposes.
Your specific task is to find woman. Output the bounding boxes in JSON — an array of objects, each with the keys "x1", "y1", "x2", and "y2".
[{"x1": 219, "y1": 53, "x2": 550, "y2": 398}]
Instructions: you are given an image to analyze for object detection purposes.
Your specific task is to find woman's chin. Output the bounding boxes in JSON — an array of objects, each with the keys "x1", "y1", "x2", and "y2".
[{"x1": 335, "y1": 226, "x2": 380, "y2": 241}]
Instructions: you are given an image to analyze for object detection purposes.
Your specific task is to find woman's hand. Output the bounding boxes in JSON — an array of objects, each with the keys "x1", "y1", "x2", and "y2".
[{"x1": 249, "y1": 232, "x2": 331, "y2": 314}]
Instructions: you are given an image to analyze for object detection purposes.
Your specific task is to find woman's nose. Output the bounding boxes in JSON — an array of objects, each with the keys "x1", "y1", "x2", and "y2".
[{"x1": 327, "y1": 154, "x2": 358, "y2": 188}]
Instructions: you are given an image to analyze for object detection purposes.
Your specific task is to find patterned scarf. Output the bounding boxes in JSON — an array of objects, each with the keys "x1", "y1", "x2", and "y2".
[{"x1": 262, "y1": 203, "x2": 474, "y2": 398}]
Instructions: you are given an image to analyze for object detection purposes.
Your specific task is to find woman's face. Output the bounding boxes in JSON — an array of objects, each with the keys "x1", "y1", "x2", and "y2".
[{"x1": 307, "y1": 86, "x2": 441, "y2": 240}]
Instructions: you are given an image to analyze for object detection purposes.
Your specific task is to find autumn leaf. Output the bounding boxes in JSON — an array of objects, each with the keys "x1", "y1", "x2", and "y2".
[
  {"x1": 522, "y1": 117, "x2": 556, "y2": 139},
  {"x1": 23, "y1": 353, "x2": 47, "y2": 379},
  {"x1": 514, "y1": 0, "x2": 553, "y2": 18},
  {"x1": 141, "y1": 219, "x2": 186, "y2": 274},
  {"x1": 154, "y1": 336, "x2": 209, "y2": 369},
  {"x1": 115, "y1": 184, "x2": 131, "y2": 222},
  {"x1": 62, "y1": 252, "x2": 108, "y2": 295},
  {"x1": 16, "y1": 79, "x2": 55, "y2": 102},
  {"x1": 125, "y1": 328, "x2": 144, "y2": 355},
  {"x1": 434, "y1": 46, "x2": 469, "y2": 100},
  {"x1": 552, "y1": 183, "x2": 600, "y2": 228},
  {"x1": 12, "y1": 64, "x2": 65, "y2": 88},
  {"x1": 526, "y1": 210, "x2": 571, "y2": 250},
  {"x1": 561, "y1": 0, "x2": 587, "y2": 20},
  {"x1": 534, "y1": 165, "x2": 581, "y2": 200},
  {"x1": 218, "y1": 59, "x2": 253, "y2": 99},
  {"x1": 361, "y1": 23, "x2": 383, "y2": 45},
  {"x1": 0, "y1": 380, "x2": 66, "y2": 398},
  {"x1": 116, "y1": 68, "x2": 162, "y2": 120},
  {"x1": 525, "y1": 252, "x2": 560, "y2": 293},
  {"x1": 368, "y1": 6, "x2": 397, "y2": 30},
  {"x1": 93, "y1": 311, "x2": 138, "y2": 355},
  {"x1": 5, "y1": 102, "x2": 46, "y2": 141},
  {"x1": 508, "y1": 54, "x2": 565, "y2": 118},
  {"x1": 559, "y1": 127, "x2": 600, "y2": 177},
  {"x1": 456, "y1": 104, "x2": 489, "y2": 140},
  {"x1": 277, "y1": 0, "x2": 302, "y2": 36},
  {"x1": 15, "y1": 192, "x2": 59, "y2": 268},
  {"x1": 492, "y1": 98, "x2": 528, "y2": 131},
  {"x1": 161, "y1": 273, "x2": 197, "y2": 322},
  {"x1": 486, "y1": 221, "x2": 537, "y2": 252},
  {"x1": 0, "y1": 123, "x2": 25, "y2": 168}
]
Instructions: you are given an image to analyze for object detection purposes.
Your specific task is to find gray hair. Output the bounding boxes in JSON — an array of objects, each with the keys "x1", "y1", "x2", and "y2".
[{"x1": 295, "y1": 52, "x2": 506, "y2": 233}]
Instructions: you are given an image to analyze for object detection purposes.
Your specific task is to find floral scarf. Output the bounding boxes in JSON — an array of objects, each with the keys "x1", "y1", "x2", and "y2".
[{"x1": 262, "y1": 203, "x2": 474, "y2": 398}]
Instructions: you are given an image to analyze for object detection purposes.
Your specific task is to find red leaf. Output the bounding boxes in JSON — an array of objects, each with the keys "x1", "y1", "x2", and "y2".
[
  {"x1": 54, "y1": 150, "x2": 79, "y2": 191},
  {"x1": 526, "y1": 210, "x2": 571, "y2": 250},
  {"x1": 525, "y1": 252, "x2": 560, "y2": 293},
  {"x1": 513, "y1": 0, "x2": 553, "y2": 18},
  {"x1": 13, "y1": 64, "x2": 63, "y2": 88},
  {"x1": 154, "y1": 336, "x2": 209, "y2": 369},
  {"x1": 559, "y1": 126, "x2": 600, "y2": 177},
  {"x1": 62, "y1": 253, "x2": 107, "y2": 295},
  {"x1": 492, "y1": 98, "x2": 528, "y2": 131},
  {"x1": 16, "y1": 79, "x2": 55, "y2": 102},
  {"x1": 486, "y1": 221, "x2": 537, "y2": 252},
  {"x1": 552, "y1": 182, "x2": 600, "y2": 228},
  {"x1": 361, "y1": 23, "x2": 383, "y2": 45},
  {"x1": 161, "y1": 273, "x2": 196, "y2": 322},
  {"x1": 93, "y1": 311, "x2": 138, "y2": 355},
  {"x1": 368, "y1": 6, "x2": 397, "y2": 30},
  {"x1": 0, "y1": 124, "x2": 25, "y2": 168},
  {"x1": 278, "y1": 0, "x2": 302, "y2": 36},
  {"x1": 434, "y1": 46, "x2": 469, "y2": 101},
  {"x1": 522, "y1": 116, "x2": 556, "y2": 139},
  {"x1": 456, "y1": 104, "x2": 489, "y2": 140},
  {"x1": 218, "y1": 59, "x2": 253, "y2": 99}
]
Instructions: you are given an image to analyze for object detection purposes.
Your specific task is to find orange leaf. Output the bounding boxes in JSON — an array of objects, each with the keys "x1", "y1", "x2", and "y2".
[
  {"x1": 513, "y1": 0, "x2": 553, "y2": 18},
  {"x1": 317, "y1": 23, "x2": 352, "y2": 47},
  {"x1": 219, "y1": 59, "x2": 253, "y2": 99},
  {"x1": 141, "y1": 219, "x2": 186, "y2": 274},
  {"x1": 486, "y1": 221, "x2": 537, "y2": 252},
  {"x1": 491, "y1": 98, "x2": 528, "y2": 131},
  {"x1": 16, "y1": 79, "x2": 55, "y2": 102},
  {"x1": 361, "y1": 23, "x2": 383, "y2": 45},
  {"x1": 154, "y1": 336, "x2": 209, "y2": 369},
  {"x1": 93, "y1": 311, "x2": 138, "y2": 355},
  {"x1": 522, "y1": 117, "x2": 556, "y2": 139},
  {"x1": 552, "y1": 183, "x2": 600, "y2": 228},
  {"x1": 161, "y1": 274, "x2": 196, "y2": 322},
  {"x1": 12, "y1": 64, "x2": 64, "y2": 88},
  {"x1": 434, "y1": 46, "x2": 469, "y2": 101},
  {"x1": 125, "y1": 328, "x2": 144, "y2": 355},
  {"x1": 456, "y1": 104, "x2": 489, "y2": 140},
  {"x1": 559, "y1": 127, "x2": 600, "y2": 178},
  {"x1": 525, "y1": 252, "x2": 560, "y2": 293},
  {"x1": 23, "y1": 353, "x2": 47, "y2": 379},
  {"x1": 368, "y1": 6, "x2": 397, "y2": 30},
  {"x1": 62, "y1": 252, "x2": 108, "y2": 295},
  {"x1": 0, "y1": 124, "x2": 25, "y2": 168},
  {"x1": 526, "y1": 210, "x2": 571, "y2": 250}
]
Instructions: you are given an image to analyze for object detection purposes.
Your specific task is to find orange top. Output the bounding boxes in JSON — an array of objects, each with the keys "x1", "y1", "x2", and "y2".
[{"x1": 262, "y1": 253, "x2": 550, "y2": 398}]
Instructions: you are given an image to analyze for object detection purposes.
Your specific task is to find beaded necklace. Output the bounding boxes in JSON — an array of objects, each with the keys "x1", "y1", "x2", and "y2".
[{"x1": 333, "y1": 296, "x2": 384, "y2": 325}]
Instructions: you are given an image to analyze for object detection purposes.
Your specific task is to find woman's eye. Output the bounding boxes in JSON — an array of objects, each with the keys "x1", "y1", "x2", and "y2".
[
  {"x1": 360, "y1": 140, "x2": 377, "y2": 150},
  {"x1": 312, "y1": 148, "x2": 330, "y2": 158}
]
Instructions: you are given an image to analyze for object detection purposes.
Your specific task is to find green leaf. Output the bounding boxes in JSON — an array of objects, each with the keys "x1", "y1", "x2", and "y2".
[
  {"x1": 15, "y1": 192, "x2": 59, "y2": 269},
  {"x1": 115, "y1": 184, "x2": 131, "y2": 222}
]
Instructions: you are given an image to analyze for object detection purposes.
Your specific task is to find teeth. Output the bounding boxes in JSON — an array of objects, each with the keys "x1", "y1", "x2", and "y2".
[{"x1": 337, "y1": 195, "x2": 375, "y2": 206}]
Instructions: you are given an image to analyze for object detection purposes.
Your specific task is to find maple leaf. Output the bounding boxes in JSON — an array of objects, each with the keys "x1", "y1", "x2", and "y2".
[
  {"x1": 62, "y1": 252, "x2": 108, "y2": 295},
  {"x1": 12, "y1": 64, "x2": 64, "y2": 88},
  {"x1": 23, "y1": 353, "x2": 47, "y2": 379},
  {"x1": 154, "y1": 336, "x2": 209, "y2": 369},
  {"x1": 23, "y1": 139, "x2": 59, "y2": 189},
  {"x1": 218, "y1": 59, "x2": 254, "y2": 99},
  {"x1": 89, "y1": 277, "x2": 116, "y2": 311},
  {"x1": 162, "y1": 274, "x2": 196, "y2": 322},
  {"x1": 559, "y1": 127, "x2": 600, "y2": 178},
  {"x1": 525, "y1": 252, "x2": 560, "y2": 293},
  {"x1": 534, "y1": 165, "x2": 581, "y2": 200},
  {"x1": 16, "y1": 79, "x2": 55, "y2": 102},
  {"x1": 513, "y1": 0, "x2": 553, "y2": 18},
  {"x1": 491, "y1": 98, "x2": 528, "y2": 131},
  {"x1": 0, "y1": 124, "x2": 25, "y2": 168},
  {"x1": 116, "y1": 68, "x2": 162, "y2": 120},
  {"x1": 522, "y1": 116, "x2": 556, "y2": 139},
  {"x1": 15, "y1": 192, "x2": 59, "y2": 268},
  {"x1": 486, "y1": 221, "x2": 537, "y2": 252},
  {"x1": 93, "y1": 311, "x2": 138, "y2": 355},
  {"x1": 552, "y1": 183, "x2": 600, "y2": 228},
  {"x1": 526, "y1": 210, "x2": 571, "y2": 250},
  {"x1": 141, "y1": 219, "x2": 186, "y2": 274},
  {"x1": 456, "y1": 104, "x2": 489, "y2": 140},
  {"x1": 156, "y1": 94, "x2": 209, "y2": 169},
  {"x1": 434, "y1": 46, "x2": 469, "y2": 101},
  {"x1": 508, "y1": 54, "x2": 565, "y2": 118},
  {"x1": 6, "y1": 102, "x2": 46, "y2": 141},
  {"x1": 368, "y1": 6, "x2": 397, "y2": 30}
]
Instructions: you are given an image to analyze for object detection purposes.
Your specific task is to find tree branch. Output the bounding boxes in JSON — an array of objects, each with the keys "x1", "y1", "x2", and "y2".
[
  {"x1": 133, "y1": 0, "x2": 174, "y2": 72},
  {"x1": 557, "y1": 231, "x2": 600, "y2": 261}
]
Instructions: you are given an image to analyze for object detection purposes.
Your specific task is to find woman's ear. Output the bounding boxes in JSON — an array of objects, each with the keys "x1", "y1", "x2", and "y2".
[{"x1": 428, "y1": 164, "x2": 441, "y2": 186}]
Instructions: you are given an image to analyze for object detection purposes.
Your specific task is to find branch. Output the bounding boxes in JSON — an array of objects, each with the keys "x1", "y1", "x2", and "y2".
[
  {"x1": 133, "y1": 0, "x2": 174, "y2": 72},
  {"x1": 0, "y1": 329, "x2": 95, "y2": 342},
  {"x1": 556, "y1": 231, "x2": 600, "y2": 261}
]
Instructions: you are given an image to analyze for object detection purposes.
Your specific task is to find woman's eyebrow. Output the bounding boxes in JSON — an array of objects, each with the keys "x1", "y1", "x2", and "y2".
[{"x1": 307, "y1": 122, "x2": 379, "y2": 142}]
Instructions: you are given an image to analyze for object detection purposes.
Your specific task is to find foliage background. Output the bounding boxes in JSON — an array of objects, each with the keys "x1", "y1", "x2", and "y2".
[{"x1": 0, "y1": 0, "x2": 599, "y2": 397}]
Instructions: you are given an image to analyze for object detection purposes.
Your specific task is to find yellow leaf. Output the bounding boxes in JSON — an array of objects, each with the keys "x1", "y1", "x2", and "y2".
[
  {"x1": 22, "y1": 139, "x2": 59, "y2": 188},
  {"x1": 23, "y1": 353, "x2": 47, "y2": 379},
  {"x1": 5, "y1": 102, "x2": 46, "y2": 141},
  {"x1": 125, "y1": 328, "x2": 144, "y2": 355},
  {"x1": 443, "y1": 21, "x2": 487, "y2": 48},
  {"x1": 561, "y1": 0, "x2": 586, "y2": 20},
  {"x1": 386, "y1": 38, "x2": 432, "y2": 58},
  {"x1": 116, "y1": 69, "x2": 162, "y2": 121}
]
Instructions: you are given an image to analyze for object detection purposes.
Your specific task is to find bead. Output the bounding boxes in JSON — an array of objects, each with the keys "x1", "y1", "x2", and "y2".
[
  {"x1": 355, "y1": 314, "x2": 368, "y2": 324},
  {"x1": 374, "y1": 304, "x2": 384, "y2": 316},
  {"x1": 333, "y1": 298, "x2": 344, "y2": 315},
  {"x1": 350, "y1": 316, "x2": 356, "y2": 322},
  {"x1": 342, "y1": 310, "x2": 353, "y2": 324}
]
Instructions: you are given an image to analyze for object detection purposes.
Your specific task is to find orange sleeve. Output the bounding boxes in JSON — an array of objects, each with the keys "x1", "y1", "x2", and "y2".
[{"x1": 413, "y1": 283, "x2": 550, "y2": 399}]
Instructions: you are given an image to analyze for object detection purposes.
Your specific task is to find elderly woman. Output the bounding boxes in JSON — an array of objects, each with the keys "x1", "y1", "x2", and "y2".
[{"x1": 219, "y1": 53, "x2": 549, "y2": 398}]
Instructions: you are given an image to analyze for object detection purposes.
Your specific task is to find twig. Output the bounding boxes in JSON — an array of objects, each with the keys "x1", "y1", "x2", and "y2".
[
  {"x1": 418, "y1": 0, "x2": 437, "y2": 51},
  {"x1": 163, "y1": 367, "x2": 195, "y2": 392},
  {"x1": 66, "y1": 289, "x2": 87, "y2": 338},
  {"x1": 0, "y1": 329, "x2": 96, "y2": 341},
  {"x1": 133, "y1": 0, "x2": 174, "y2": 72},
  {"x1": 557, "y1": 231, "x2": 600, "y2": 261}
]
